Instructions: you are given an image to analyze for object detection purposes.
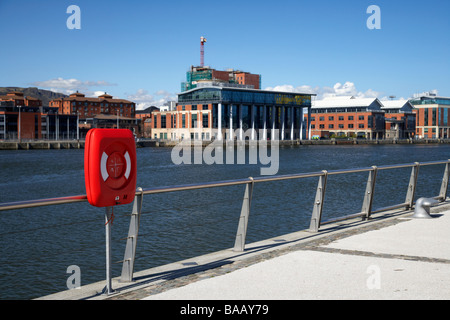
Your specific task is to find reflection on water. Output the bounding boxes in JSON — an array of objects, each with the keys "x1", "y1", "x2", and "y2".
[{"x1": 0, "y1": 144, "x2": 449, "y2": 299}]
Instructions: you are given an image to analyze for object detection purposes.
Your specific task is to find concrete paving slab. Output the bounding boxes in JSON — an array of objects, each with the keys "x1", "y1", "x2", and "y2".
[
  {"x1": 323, "y1": 211, "x2": 450, "y2": 260},
  {"x1": 143, "y1": 250, "x2": 450, "y2": 300},
  {"x1": 143, "y1": 207, "x2": 450, "y2": 300}
]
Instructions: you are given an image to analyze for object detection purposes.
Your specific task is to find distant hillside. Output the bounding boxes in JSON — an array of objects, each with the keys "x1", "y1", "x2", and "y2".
[{"x1": 0, "y1": 87, "x2": 68, "y2": 106}]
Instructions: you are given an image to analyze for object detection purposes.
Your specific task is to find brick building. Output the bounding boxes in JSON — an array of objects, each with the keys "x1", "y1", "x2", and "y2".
[
  {"x1": 0, "y1": 91, "x2": 77, "y2": 140},
  {"x1": 181, "y1": 66, "x2": 261, "y2": 92},
  {"x1": 307, "y1": 97, "x2": 386, "y2": 139},
  {"x1": 382, "y1": 100, "x2": 416, "y2": 139},
  {"x1": 50, "y1": 92, "x2": 137, "y2": 136},
  {"x1": 50, "y1": 92, "x2": 136, "y2": 119}
]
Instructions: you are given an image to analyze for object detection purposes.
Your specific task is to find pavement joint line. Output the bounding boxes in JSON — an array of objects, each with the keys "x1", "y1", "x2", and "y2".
[{"x1": 306, "y1": 246, "x2": 450, "y2": 265}]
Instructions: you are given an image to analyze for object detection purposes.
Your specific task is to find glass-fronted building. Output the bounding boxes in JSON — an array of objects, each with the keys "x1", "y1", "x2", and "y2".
[
  {"x1": 149, "y1": 85, "x2": 314, "y2": 141},
  {"x1": 410, "y1": 94, "x2": 450, "y2": 139}
]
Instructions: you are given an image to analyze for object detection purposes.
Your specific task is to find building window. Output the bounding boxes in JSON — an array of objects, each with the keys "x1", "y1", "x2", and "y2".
[
  {"x1": 348, "y1": 116, "x2": 354, "y2": 120},
  {"x1": 359, "y1": 124, "x2": 365, "y2": 128},
  {"x1": 319, "y1": 116, "x2": 325, "y2": 121},
  {"x1": 202, "y1": 113, "x2": 209, "y2": 127},
  {"x1": 192, "y1": 105, "x2": 197, "y2": 110},
  {"x1": 348, "y1": 124, "x2": 354, "y2": 128},
  {"x1": 328, "y1": 124, "x2": 334, "y2": 129},
  {"x1": 339, "y1": 116, "x2": 344, "y2": 121},
  {"x1": 329, "y1": 116, "x2": 334, "y2": 121},
  {"x1": 161, "y1": 115, "x2": 166, "y2": 128},
  {"x1": 203, "y1": 104, "x2": 209, "y2": 110},
  {"x1": 339, "y1": 124, "x2": 344, "y2": 129},
  {"x1": 319, "y1": 124, "x2": 325, "y2": 129},
  {"x1": 359, "y1": 115, "x2": 364, "y2": 120},
  {"x1": 182, "y1": 114, "x2": 186, "y2": 128},
  {"x1": 192, "y1": 114, "x2": 197, "y2": 128}
]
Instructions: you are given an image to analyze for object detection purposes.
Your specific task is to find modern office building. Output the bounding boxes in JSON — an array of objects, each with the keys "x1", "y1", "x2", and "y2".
[
  {"x1": 410, "y1": 93, "x2": 450, "y2": 139},
  {"x1": 149, "y1": 84, "x2": 314, "y2": 141}
]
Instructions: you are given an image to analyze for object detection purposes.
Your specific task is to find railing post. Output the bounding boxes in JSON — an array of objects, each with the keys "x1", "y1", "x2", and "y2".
[
  {"x1": 104, "y1": 207, "x2": 114, "y2": 295},
  {"x1": 438, "y1": 160, "x2": 450, "y2": 201},
  {"x1": 308, "y1": 170, "x2": 328, "y2": 232},
  {"x1": 405, "y1": 162, "x2": 420, "y2": 210},
  {"x1": 120, "y1": 187, "x2": 143, "y2": 283},
  {"x1": 361, "y1": 166, "x2": 377, "y2": 220},
  {"x1": 233, "y1": 178, "x2": 254, "y2": 252}
]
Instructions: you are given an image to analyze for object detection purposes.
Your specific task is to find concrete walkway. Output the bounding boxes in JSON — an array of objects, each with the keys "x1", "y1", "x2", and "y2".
[{"x1": 142, "y1": 203, "x2": 450, "y2": 300}]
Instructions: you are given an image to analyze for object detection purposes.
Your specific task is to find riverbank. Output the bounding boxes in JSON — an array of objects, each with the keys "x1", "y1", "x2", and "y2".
[{"x1": 1, "y1": 138, "x2": 449, "y2": 150}]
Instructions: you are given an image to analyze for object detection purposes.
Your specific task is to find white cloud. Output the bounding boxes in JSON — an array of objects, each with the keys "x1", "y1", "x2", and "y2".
[
  {"x1": 265, "y1": 81, "x2": 382, "y2": 100},
  {"x1": 31, "y1": 77, "x2": 116, "y2": 96},
  {"x1": 127, "y1": 89, "x2": 177, "y2": 110}
]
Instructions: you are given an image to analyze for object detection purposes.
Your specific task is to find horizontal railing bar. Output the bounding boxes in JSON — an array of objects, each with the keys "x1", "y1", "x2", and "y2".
[
  {"x1": 140, "y1": 178, "x2": 252, "y2": 195},
  {"x1": 370, "y1": 202, "x2": 409, "y2": 214},
  {"x1": 326, "y1": 167, "x2": 373, "y2": 175},
  {"x1": 1, "y1": 159, "x2": 448, "y2": 212},
  {"x1": 252, "y1": 171, "x2": 325, "y2": 182},
  {"x1": 0, "y1": 195, "x2": 88, "y2": 212},
  {"x1": 320, "y1": 212, "x2": 367, "y2": 225},
  {"x1": 140, "y1": 172, "x2": 328, "y2": 195},
  {"x1": 376, "y1": 163, "x2": 416, "y2": 170},
  {"x1": 417, "y1": 160, "x2": 450, "y2": 167},
  {"x1": 376, "y1": 160, "x2": 450, "y2": 171}
]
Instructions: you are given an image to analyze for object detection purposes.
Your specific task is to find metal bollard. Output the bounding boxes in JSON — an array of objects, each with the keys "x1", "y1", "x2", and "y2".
[{"x1": 412, "y1": 197, "x2": 439, "y2": 219}]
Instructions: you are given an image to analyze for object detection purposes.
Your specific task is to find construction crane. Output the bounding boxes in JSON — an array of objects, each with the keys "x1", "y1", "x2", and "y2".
[{"x1": 200, "y1": 36, "x2": 207, "y2": 67}]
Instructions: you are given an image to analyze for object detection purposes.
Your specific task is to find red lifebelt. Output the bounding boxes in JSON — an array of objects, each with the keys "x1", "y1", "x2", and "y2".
[{"x1": 85, "y1": 129, "x2": 137, "y2": 207}]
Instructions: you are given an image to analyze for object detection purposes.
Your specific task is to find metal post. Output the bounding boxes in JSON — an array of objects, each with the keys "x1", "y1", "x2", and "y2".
[
  {"x1": 438, "y1": 161, "x2": 450, "y2": 201},
  {"x1": 120, "y1": 188, "x2": 143, "y2": 282},
  {"x1": 18, "y1": 106, "x2": 22, "y2": 142},
  {"x1": 104, "y1": 207, "x2": 114, "y2": 295},
  {"x1": 308, "y1": 107, "x2": 312, "y2": 140},
  {"x1": 233, "y1": 179, "x2": 254, "y2": 252},
  {"x1": 309, "y1": 171, "x2": 328, "y2": 232},
  {"x1": 217, "y1": 103, "x2": 222, "y2": 141},
  {"x1": 405, "y1": 162, "x2": 420, "y2": 210},
  {"x1": 229, "y1": 105, "x2": 233, "y2": 141},
  {"x1": 361, "y1": 166, "x2": 377, "y2": 220}
]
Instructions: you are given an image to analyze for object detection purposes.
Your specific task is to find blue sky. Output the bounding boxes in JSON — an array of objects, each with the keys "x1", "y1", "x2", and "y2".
[{"x1": 0, "y1": 0, "x2": 449, "y2": 109}]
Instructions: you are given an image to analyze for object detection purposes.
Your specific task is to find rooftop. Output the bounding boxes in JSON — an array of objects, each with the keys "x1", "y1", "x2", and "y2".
[
  {"x1": 314, "y1": 97, "x2": 381, "y2": 109},
  {"x1": 52, "y1": 92, "x2": 134, "y2": 104},
  {"x1": 380, "y1": 100, "x2": 413, "y2": 110},
  {"x1": 179, "y1": 85, "x2": 315, "y2": 97}
]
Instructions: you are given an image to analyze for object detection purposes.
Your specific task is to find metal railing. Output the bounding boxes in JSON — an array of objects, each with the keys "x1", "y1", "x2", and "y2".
[{"x1": 1, "y1": 159, "x2": 449, "y2": 291}]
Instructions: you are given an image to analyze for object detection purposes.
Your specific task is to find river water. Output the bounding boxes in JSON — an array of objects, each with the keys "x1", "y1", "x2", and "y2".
[{"x1": 0, "y1": 143, "x2": 449, "y2": 299}]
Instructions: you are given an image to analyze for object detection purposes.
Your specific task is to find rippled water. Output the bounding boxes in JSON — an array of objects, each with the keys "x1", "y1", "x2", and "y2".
[{"x1": 0, "y1": 143, "x2": 449, "y2": 299}]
